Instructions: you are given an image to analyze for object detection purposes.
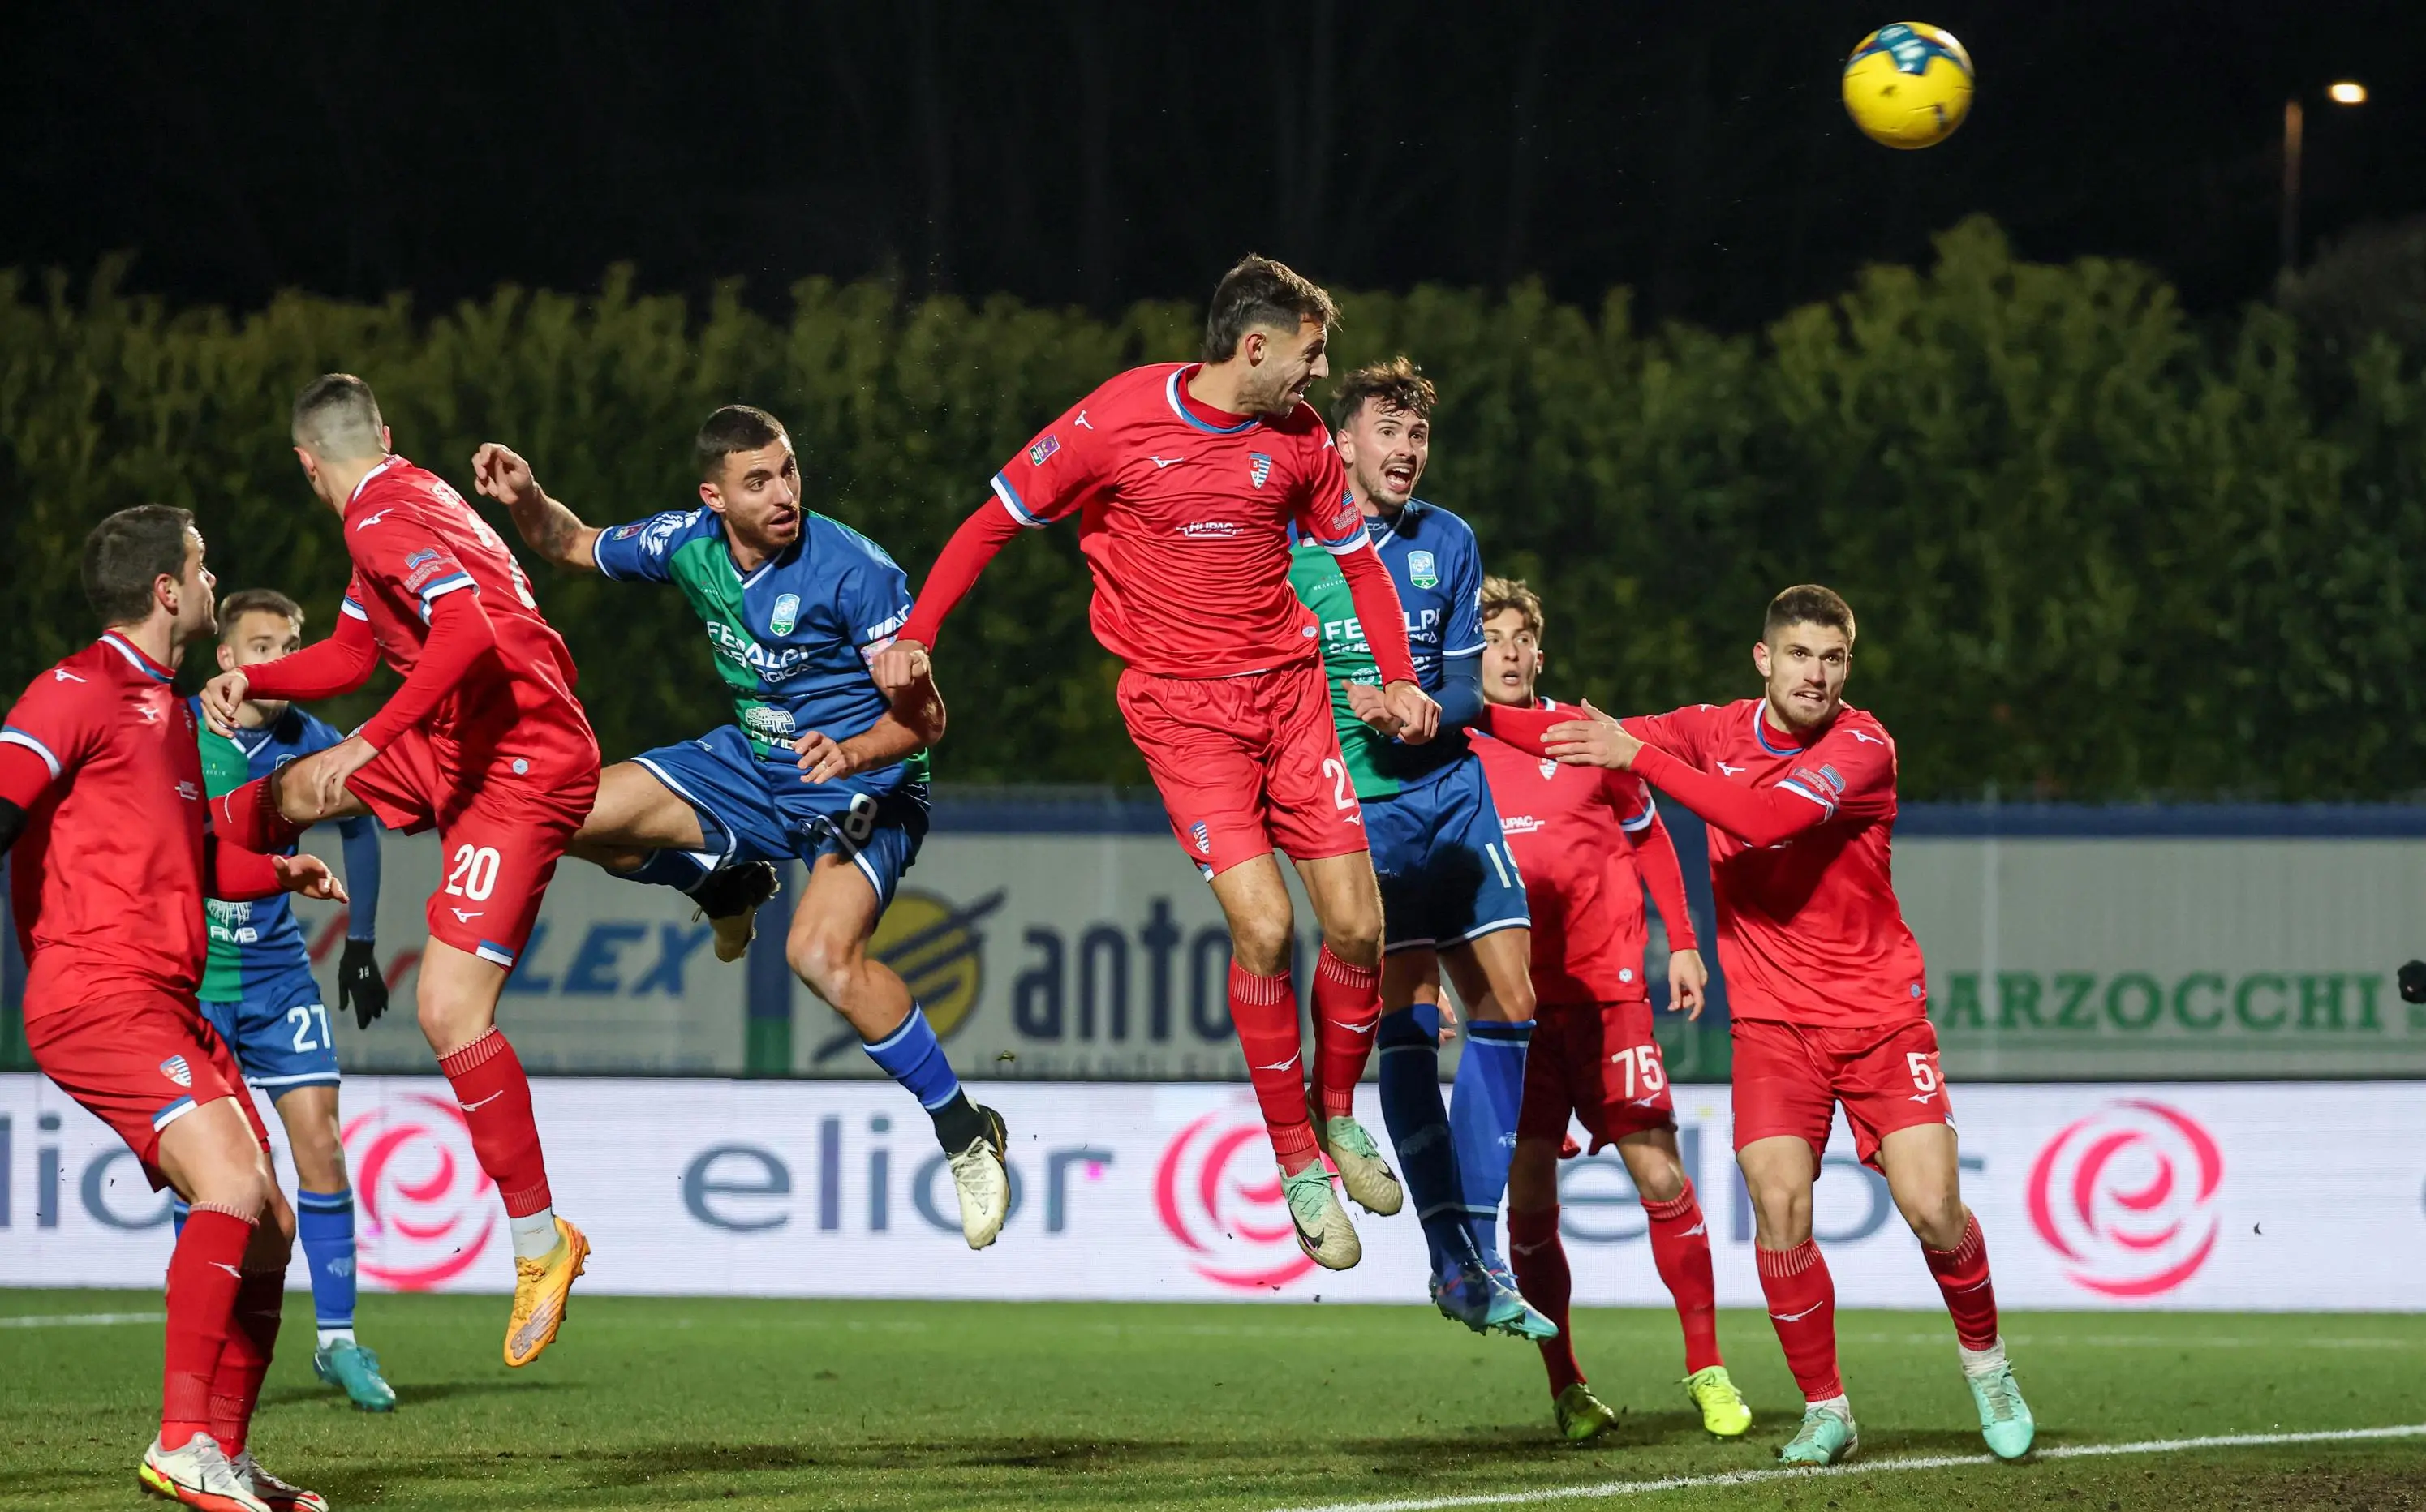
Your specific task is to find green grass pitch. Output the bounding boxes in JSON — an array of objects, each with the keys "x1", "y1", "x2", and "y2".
[{"x1": 4, "y1": 1291, "x2": 2424, "y2": 1510}]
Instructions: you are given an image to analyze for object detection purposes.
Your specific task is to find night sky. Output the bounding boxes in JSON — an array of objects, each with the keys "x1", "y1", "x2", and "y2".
[{"x1": 5, "y1": 2, "x2": 2421, "y2": 326}]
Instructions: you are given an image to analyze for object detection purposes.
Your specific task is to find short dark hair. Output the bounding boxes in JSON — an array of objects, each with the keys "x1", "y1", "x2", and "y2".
[
  {"x1": 218, "y1": 588, "x2": 305, "y2": 643},
  {"x1": 695, "y1": 404, "x2": 789, "y2": 483},
  {"x1": 292, "y1": 373, "x2": 386, "y2": 461},
  {"x1": 1202, "y1": 255, "x2": 1340, "y2": 363},
  {"x1": 1481, "y1": 575, "x2": 1544, "y2": 640},
  {"x1": 1328, "y1": 355, "x2": 1437, "y2": 433},
  {"x1": 82, "y1": 505, "x2": 196, "y2": 627},
  {"x1": 1763, "y1": 584, "x2": 1856, "y2": 643}
]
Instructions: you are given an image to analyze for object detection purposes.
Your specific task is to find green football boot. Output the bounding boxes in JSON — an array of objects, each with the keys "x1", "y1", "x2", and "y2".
[
  {"x1": 312, "y1": 1338, "x2": 396, "y2": 1411},
  {"x1": 1778, "y1": 1402, "x2": 1857, "y2": 1466},
  {"x1": 1282, "y1": 1164, "x2": 1361, "y2": 1269},
  {"x1": 1553, "y1": 1382, "x2": 1618, "y2": 1442},
  {"x1": 1309, "y1": 1105, "x2": 1404, "y2": 1217},
  {"x1": 1966, "y1": 1357, "x2": 2035, "y2": 1460},
  {"x1": 1683, "y1": 1364, "x2": 1752, "y2": 1437}
]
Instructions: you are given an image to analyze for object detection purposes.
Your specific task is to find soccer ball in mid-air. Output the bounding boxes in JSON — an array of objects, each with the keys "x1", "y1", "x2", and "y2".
[{"x1": 1841, "y1": 23, "x2": 1974, "y2": 148}]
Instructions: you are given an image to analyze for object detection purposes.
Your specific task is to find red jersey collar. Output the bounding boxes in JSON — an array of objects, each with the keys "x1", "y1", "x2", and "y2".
[
  {"x1": 1164, "y1": 366, "x2": 1261, "y2": 435},
  {"x1": 346, "y1": 454, "x2": 404, "y2": 509},
  {"x1": 97, "y1": 631, "x2": 174, "y2": 684},
  {"x1": 1750, "y1": 698, "x2": 1822, "y2": 756}
]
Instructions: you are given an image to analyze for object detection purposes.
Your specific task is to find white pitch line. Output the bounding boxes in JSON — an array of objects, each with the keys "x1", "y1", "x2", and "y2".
[
  {"x1": 1267, "y1": 1422, "x2": 2426, "y2": 1512},
  {"x1": 0, "y1": 1312, "x2": 162, "y2": 1329}
]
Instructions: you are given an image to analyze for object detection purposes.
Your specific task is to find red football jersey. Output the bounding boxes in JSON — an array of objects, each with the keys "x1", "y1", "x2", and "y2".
[
  {"x1": 1474, "y1": 701, "x2": 1664, "y2": 1004},
  {"x1": 1, "y1": 634, "x2": 213, "y2": 1016},
  {"x1": 1623, "y1": 698, "x2": 1927, "y2": 1029},
  {"x1": 987, "y1": 363, "x2": 1366, "y2": 677},
  {"x1": 337, "y1": 456, "x2": 593, "y2": 768}
]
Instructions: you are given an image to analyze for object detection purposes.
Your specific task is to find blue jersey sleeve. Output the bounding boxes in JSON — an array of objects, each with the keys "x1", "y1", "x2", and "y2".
[
  {"x1": 593, "y1": 508, "x2": 716, "y2": 582},
  {"x1": 1441, "y1": 516, "x2": 1485, "y2": 660},
  {"x1": 828, "y1": 524, "x2": 917, "y2": 658}
]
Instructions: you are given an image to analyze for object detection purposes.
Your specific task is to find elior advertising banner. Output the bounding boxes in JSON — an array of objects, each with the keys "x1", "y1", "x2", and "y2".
[{"x1": 4, "y1": 1075, "x2": 2421, "y2": 1312}]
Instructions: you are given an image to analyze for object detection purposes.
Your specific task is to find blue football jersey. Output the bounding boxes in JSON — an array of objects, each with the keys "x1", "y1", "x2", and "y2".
[{"x1": 592, "y1": 509, "x2": 927, "y2": 788}]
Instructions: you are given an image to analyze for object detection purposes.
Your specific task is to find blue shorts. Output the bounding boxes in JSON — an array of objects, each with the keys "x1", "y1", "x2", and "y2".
[
  {"x1": 633, "y1": 724, "x2": 928, "y2": 907},
  {"x1": 200, "y1": 966, "x2": 339, "y2": 1093},
  {"x1": 1365, "y1": 756, "x2": 1531, "y2": 955}
]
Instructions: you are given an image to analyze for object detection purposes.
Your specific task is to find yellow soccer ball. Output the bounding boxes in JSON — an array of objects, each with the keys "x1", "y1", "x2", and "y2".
[{"x1": 1842, "y1": 23, "x2": 1974, "y2": 149}]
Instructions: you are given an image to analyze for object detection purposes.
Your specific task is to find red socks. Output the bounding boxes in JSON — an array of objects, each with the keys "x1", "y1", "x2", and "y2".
[
  {"x1": 1229, "y1": 963, "x2": 1318, "y2": 1171},
  {"x1": 1506, "y1": 1205, "x2": 1581, "y2": 1397},
  {"x1": 1756, "y1": 1239, "x2": 1843, "y2": 1402},
  {"x1": 162, "y1": 1206, "x2": 254, "y2": 1450},
  {"x1": 212, "y1": 774, "x2": 303, "y2": 855},
  {"x1": 1923, "y1": 1211, "x2": 2001, "y2": 1351},
  {"x1": 209, "y1": 1266, "x2": 285, "y2": 1457},
  {"x1": 1642, "y1": 1181, "x2": 1723, "y2": 1375},
  {"x1": 1309, "y1": 947, "x2": 1380, "y2": 1122},
  {"x1": 438, "y1": 1028, "x2": 553, "y2": 1216}
]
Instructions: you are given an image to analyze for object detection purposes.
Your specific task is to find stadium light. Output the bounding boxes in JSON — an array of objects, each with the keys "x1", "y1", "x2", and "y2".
[{"x1": 2282, "y1": 83, "x2": 2373, "y2": 275}]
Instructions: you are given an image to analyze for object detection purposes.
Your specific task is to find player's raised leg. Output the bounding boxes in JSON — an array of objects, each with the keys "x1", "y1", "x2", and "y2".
[
  {"x1": 570, "y1": 760, "x2": 778, "y2": 962},
  {"x1": 1877, "y1": 1120, "x2": 2033, "y2": 1459},
  {"x1": 1205, "y1": 853, "x2": 1362, "y2": 1269},
  {"x1": 786, "y1": 849, "x2": 1009, "y2": 1248},
  {"x1": 1292, "y1": 847, "x2": 1401, "y2": 1218},
  {"x1": 272, "y1": 1083, "x2": 394, "y2": 1411}
]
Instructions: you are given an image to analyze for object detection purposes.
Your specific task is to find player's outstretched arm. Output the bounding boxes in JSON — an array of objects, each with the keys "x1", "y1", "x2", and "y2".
[
  {"x1": 1625, "y1": 810, "x2": 1707, "y2": 1019},
  {"x1": 883, "y1": 500, "x2": 1027, "y2": 694},
  {"x1": 204, "y1": 610, "x2": 380, "y2": 734},
  {"x1": 471, "y1": 442, "x2": 600, "y2": 571},
  {"x1": 1622, "y1": 740, "x2": 1835, "y2": 850},
  {"x1": 1327, "y1": 535, "x2": 1437, "y2": 742}
]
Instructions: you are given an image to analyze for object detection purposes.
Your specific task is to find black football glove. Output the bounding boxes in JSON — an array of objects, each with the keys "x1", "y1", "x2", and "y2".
[
  {"x1": 2399, "y1": 960, "x2": 2426, "y2": 1005},
  {"x1": 340, "y1": 938, "x2": 389, "y2": 1029}
]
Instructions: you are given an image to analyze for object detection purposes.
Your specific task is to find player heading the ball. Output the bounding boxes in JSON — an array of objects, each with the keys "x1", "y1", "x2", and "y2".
[{"x1": 884, "y1": 256, "x2": 1435, "y2": 1269}]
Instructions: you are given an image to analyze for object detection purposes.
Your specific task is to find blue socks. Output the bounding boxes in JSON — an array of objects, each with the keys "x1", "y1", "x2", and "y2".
[
  {"x1": 1377, "y1": 1003, "x2": 1480, "y2": 1278},
  {"x1": 614, "y1": 849, "x2": 712, "y2": 892},
  {"x1": 1452, "y1": 1018, "x2": 1533, "y2": 1265},
  {"x1": 864, "y1": 1005, "x2": 984, "y2": 1151},
  {"x1": 296, "y1": 1187, "x2": 358, "y2": 1338}
]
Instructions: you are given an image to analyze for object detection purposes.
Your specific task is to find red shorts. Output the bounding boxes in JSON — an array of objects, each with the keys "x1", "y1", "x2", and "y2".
[
  {"x1": 1516, "y1": 999, "x2": 1675, "y2": 1152},
  {"x1": 347, "y1": 724, "x2": 599, "y2": 969},
  {"x1": 1117, "y1": 663, "x2": 1366, "y2": 876},
  {"x1": 1730, "y1": 1015, "x2": 1951, "y2": 1171},
  {"x1": 25, "y1": 991, "x2": 269, "y2": 1188}
]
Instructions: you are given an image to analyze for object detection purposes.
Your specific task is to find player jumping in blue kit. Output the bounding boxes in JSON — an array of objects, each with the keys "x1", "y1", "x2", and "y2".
[
  {"x1": 1287, "y1": 359, "x2": 1552, "y2": 1338},
  {"x1": 183, "y1": 587, "x2": 395, "y2": 1411},
  {"x1": 471, "y1": 408, "x2": 1013, "y2": 1249}
]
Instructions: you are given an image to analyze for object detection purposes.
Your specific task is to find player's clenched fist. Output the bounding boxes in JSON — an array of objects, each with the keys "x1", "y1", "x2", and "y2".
[
  {"x1": 869, "y1": 638, "x2": 931, "y2": 697},
  {"x1": 1344, "y1": 681, "x2": 1402, "y2": 737},
  {"x1": 1380, "y1": 680, "x2": 1439, "y2": 745},
  {"x1": 200, "y1": 670, "x2": 250, "y2": 736},
  {"x1": 469, "y1": 441, "x2": 542, "y2": 510}
]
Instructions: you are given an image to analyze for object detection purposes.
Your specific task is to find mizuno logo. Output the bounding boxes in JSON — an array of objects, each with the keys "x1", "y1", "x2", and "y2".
[
  {"x1": 1718, "y1": 762, "x2": 1744, "y2": 775},
  {"x1": 459, "y1": 1091, "x2": 504, "y2": 1113},
  {"x1": 209, "y1": 1262, "x2": 243, "y2": 1280},
  {"x1": 1150, "y1": 455, "x2": 1186, "y2": 469},
  {"x1": 1850, "y1": 730, "x2": 1886, "y2": 745},
  {"x1": 1680, "y1": 1221, "x2": 1707, "y2": 1238},
  {"x1": 53, "y1": 668, "x2": 83, "y2": 682},
  {"x1": 1910, "y1": 1091, "x2": 1940, "y2": 1105},
  {"x1": 1328, "y1": 1019, "x2": 1377, "y2": 1037},
  {"x1": 1256, "y1": 1055, "x2": 1301, "y2": 1073},
  {"x1": 1075, "y1": 411, "x2": 1093, "y2": 429},
  {"x1": 354, "y1": 509, "x2": 394, "y2": 529},
  {"x1": 1770, "y1": 1304, "x2": 1823, "y2": 1323},
  {"x1": 450, "y1": 908, "x2": 484, "y2": 922},
  {"x1": 135, "y1": 703, "x2": 161, "y2": 723}
]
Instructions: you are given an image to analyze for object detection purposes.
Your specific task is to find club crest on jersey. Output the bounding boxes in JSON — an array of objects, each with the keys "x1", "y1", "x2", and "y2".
[
  {"x1": 1189, "y1": 821, "x2": 1212, "y2": 855},
  {"x1": 159, "y1": 1055, "x2": 192, "y2": 1088},
  {"x1": 1407, "y1": 549, "x2": 1438, "y2": 589},
  {"x1": 770, "y1": 592, "x2": 801, "y2": 636},
  {"x1": 1539, "y1": 758, "x2": 1558, "y2": 780},
  {"x1": 1246, "y1": 452, "x2": 1273, "y2": 489},
  {"x1": 1028, "y1": 434, "x2": 1060, "y2": 466}
]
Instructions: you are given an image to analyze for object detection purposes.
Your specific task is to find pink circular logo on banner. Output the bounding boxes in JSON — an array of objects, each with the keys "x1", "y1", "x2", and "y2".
[
  {"x1": 343, "y1": 1093, "x2": 498, "y2": 1291},
  {"x1": 1155, "y1": 1109, "x2": 1317, "y2": 1291},
  {"x1": 2027, "y1": 1098, "x2": 2222, "y2": 1299}
]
